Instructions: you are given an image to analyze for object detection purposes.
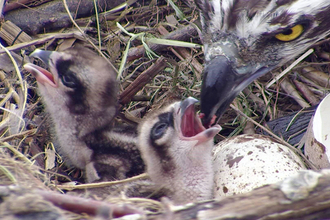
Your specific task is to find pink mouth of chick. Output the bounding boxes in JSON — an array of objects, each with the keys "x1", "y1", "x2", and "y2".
[
  {"x1": 180, "y1": 104, "x2": 221, "y2": 143},
  {"x1": 24, "y1": 63, "x2": 57, "y2": 87},
  {"x1": 181, "y1": 104, "x2": 204, "y2": 137}
]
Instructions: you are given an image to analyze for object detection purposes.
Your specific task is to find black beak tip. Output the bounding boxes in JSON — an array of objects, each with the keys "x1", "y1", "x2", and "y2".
[
  {"x1": 200, "y1": 96, "x2": 219, "y2": 127},
  {"x1": 200, "y1": 55, "x2": 236, "y2": 127},
  {"x1": 200, "y1": 55, "x2": 275, "y2": 128},
  {"x1": 201, "y1": 104, "x2": 225, "y2": 128},
  {"x1": 29, "y1": 49, "x2": 53, "y2": 65},
  {"x1": 201, "y1": 115, "x2": 215, "y2": 128}
]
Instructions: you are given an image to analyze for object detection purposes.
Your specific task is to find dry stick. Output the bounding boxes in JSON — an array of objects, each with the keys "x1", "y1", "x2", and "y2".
[
  {"x1": 57, "y1": 173, "x2": 149, "y2": 190},
  {"x1": 0, "y1": 128, "x2": 37, "y2": 142},
  {"x1": 127, "y1": 24, "x2": 198, "y2": 62},
  {"x1": 243, "y1": 88, "x2": 267, "y2": 112},
  {"x1": 281, "y1": 78, "x2": 310, "y2": 108},
  {"x1": 301, "y1": 66, "x2": 330, "y2": 88},
  {"x1": 293, "y1": 79, "x2": 319, "y2": 106},
  {"x1": 36, "y1": 189, "x2": 144, "y2": 218},
  {"x1": 3, "y1": 0, "x2": 34, "y2": 13},
  {"x1": 157, "y1": 25, "x2": 203, "y2": 81},
  {"x1": 319, "y1": 51, "x2": 330, "y2": 60},
  {"x1": 119, "y1": 56, "x2": 167, "y2": 105},
  {"x1": 0, "y1": 32, "x2": 85, "y2": 54},
  {"x1": 298, "y1": 74, "x2": 325, "y2": 91},
  {"x1": 171, "y1": 47, "x2": 203, "y2": 80},
  {"x1": 229, "y1": 103, "x2": 317, "y2": 170},
  {"x1": 149, "y1": 170, "x2": 330, "y2": 219},
  {"x1": 253, "y1": 82, "x2": 274, "y2": 119}
]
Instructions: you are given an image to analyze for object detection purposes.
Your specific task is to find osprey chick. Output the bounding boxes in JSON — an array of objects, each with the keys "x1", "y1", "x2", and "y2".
[
  {"x1": 138, "y1": 97, "x2": 221, "y2": 205},
  {"x1": 24, "y1": 47, "x2": 144, "y2": 182},
  {"x1": 195, "y1": 0, "x2": 330, "y2": 126}
]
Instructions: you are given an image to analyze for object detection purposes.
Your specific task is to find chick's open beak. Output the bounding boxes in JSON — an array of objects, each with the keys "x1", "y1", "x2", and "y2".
[
  {"x1": 24, "y1": 49, "x2": 57, "y2": 87},
  {"x1": 179, "y1": 97, "x2": 221, "y2": 143}
]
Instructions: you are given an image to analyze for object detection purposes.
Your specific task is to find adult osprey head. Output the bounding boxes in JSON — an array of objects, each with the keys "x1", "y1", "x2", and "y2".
[{"x1": 196, "y1": 0, "x2": 330, "y2": 127}]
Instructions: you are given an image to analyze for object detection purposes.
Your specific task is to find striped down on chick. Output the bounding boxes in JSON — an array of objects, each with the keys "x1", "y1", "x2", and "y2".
[
  {"x1": 24, "y1": 46, "x2": 144, "y2": 182},
  {"x1": 138, "y1": 97, "x2": 221, "y2": 205}
]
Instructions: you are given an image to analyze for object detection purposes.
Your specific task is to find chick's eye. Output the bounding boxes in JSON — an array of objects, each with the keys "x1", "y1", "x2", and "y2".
[
  {"x1": 60, "y1": 74, "x2": 77, "y2": 88},
  {"x1": 275, "y1": 24, "x2": 304, "y2": 42},
  {"x1": 151, "y1": 123, "x2": 168, "y2": 140}
]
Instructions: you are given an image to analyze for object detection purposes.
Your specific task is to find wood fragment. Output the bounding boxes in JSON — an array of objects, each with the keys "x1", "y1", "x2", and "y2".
[
  {"x1": 293, "y1": 79, "x2": 320, "y2": 106},
  {"x1": 5, "y1": 169, "x2": 330, "y2": 220},
  {"x1": 243, "y1": 88, "x2": 266, "y2": 112},
  {"x1": 119, "y1": 56, "x2": 167, "y2": 105},
  {"x1": 0, "y1": 187, "x2": 64, "y2": 220},
  {"x1": 4, "y1": 0, "x2": 124, "y2": 35},
  {"x1": 0, "y1": 32, "x2": 84, "y2": 54},
  {"x1": 0, "y1": 21, "x2": 34, "y2": 48},
  {"x1": 57, "y1": 173, "x2": 148, "y2": 190},
  {"x1": 319, "y1": 52, "x2": 330, "y2": 60},
  {"x1": 301, "y1": 67, "x2": 330, "y2": 88},
  {"x1": 144, "y1": 170, "x2": 330, "y2": 220},
  {"x1": 298, "y1": 74, "x2": 327, "y2": 91},
  {"x1": 37, "y1": 189, "x2": 143, "y2": 218},
  {"x1": 3, "y1": 0, "x2": 36, "y2": 13},
  {"x1": 158, "y1": 25, "x2": 203, "y2": 80},
  {"x1": 281, "y1": 78, "x2": 310, "y2": 108}
]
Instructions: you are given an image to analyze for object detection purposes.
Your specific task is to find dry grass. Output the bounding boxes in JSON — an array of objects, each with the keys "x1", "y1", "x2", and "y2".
[{"x1": 0, "y1": 0, "x2": 330, "y2": 218}]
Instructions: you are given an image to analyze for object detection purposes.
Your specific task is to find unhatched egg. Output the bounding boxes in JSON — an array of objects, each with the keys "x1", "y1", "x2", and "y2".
[{"x1": 213, "y1": 134, "x2": 306, "y2": 197}]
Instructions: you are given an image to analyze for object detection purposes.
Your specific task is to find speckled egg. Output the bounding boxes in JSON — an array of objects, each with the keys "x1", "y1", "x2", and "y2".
[{"x1": 213, "y1": 134, "x2": 306, "y2": 198}]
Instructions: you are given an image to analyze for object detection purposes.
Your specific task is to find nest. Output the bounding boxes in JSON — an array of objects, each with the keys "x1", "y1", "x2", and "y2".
[{"x1": 1, "y1": 0, "x2": 330, "y2": 219}]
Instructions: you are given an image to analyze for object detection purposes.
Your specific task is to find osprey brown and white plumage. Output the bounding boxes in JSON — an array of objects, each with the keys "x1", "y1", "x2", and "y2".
[
  {"x1": 24, "y1": 47, "x2": 144, "y2": 182},
  {"x1": 195, "y1": 0, "x2": 330, "y2": 126}
]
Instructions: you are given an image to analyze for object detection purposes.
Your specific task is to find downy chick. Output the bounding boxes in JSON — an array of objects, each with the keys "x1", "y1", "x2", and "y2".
[
  {"x1": 138, "y1": 97, "x2": 221, "y2": 205},
  {"x1": 24, "y1": 46, "x2": 144, "y2": 182}
]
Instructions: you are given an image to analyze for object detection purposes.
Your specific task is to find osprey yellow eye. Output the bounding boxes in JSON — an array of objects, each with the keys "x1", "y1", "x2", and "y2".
[{"x1": 275, "y1": 24, "x2": 304, "y2": 42}]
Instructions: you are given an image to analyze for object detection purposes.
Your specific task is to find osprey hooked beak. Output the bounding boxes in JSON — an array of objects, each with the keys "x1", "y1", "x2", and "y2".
[
  {"x1": 196, "y1": 0, "x2": 330, "y2": 127},
  {"x1": 200, "y1": 54, "x2": 274, "y2": 127}
]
